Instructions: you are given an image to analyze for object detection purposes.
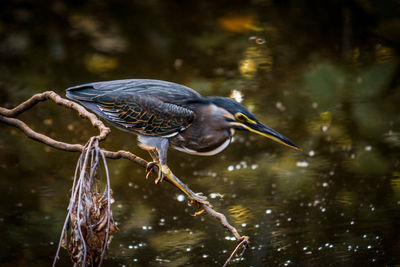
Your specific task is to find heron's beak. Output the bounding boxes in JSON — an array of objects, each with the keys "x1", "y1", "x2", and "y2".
[{"x1": 244, "y1": 122, "x2": 301, "y2": 151}]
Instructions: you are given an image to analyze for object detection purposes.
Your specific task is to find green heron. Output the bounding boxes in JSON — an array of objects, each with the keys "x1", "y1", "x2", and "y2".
[{"x1": 66, "y1": 79, "x2": 300, "y2": 206}]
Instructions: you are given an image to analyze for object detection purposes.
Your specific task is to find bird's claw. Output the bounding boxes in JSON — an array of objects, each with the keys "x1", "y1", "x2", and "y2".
[
  {"x1": 189, "y1": 192, "x2": 212, "y2": 208},
  {"x1": 145, "y1": 161, "x2": 164, "y2": 183},
  {"x1": 145, "y1": 161, "x2": 156, "y2": 179},
  {"x1": 191, "y1": 209, "x2": 206, "y2": 216},
  {"x1": 146, "y1": 161, "x2": 157, "y2": 173},
  {"x1": 154, "y1": 170, "x2": 165, "y2": 184}
]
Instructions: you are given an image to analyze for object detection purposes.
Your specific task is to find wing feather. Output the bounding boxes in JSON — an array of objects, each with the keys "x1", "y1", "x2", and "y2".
[
  {"x1": 93, "y1": 93, "x2": 194, "y2": 136},
  {"x1": 66, "y1": 79, "x2": 200, "y2": 136},
  {"x1": 68, "y1": 79, "x2": 201, "y2": 105}
]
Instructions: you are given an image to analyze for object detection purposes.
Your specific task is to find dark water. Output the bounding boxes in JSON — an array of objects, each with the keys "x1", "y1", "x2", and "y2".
[{"x1": 1, "y1": 1, "x2": 400, "y2": 266}]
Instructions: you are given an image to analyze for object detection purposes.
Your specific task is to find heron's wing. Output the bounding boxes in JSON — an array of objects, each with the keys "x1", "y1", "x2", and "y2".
[
  {"x1": 67, "y1": 79, "x2": 201, "y2": 106},
  {"x1": 92, "y1": 93, "x2": 195, "y2": 137}
]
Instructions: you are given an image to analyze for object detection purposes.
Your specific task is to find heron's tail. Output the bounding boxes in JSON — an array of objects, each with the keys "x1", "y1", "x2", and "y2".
[{"x1": 66, "y1": 85, "x2": 100, "y2": 101}]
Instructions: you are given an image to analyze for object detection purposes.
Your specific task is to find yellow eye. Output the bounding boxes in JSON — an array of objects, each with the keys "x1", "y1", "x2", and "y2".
[
  {"x1": 235, "y1": 112, "x2": 257, "y2": 124},
  {"x1": 235, "y1": 112, "x2": 247, "y2": 122}
]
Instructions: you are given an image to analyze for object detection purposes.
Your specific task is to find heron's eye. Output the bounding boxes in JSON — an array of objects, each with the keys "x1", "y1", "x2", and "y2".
[
  {"x1": 235, "y1": 112, "x2": 257, "y2": 124},
  {"x1": 235, "y1": 112, "x2": 247, "y2": 122}
]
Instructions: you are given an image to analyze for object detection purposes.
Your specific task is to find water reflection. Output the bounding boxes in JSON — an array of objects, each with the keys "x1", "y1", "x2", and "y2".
[{"x1": 1, "y1": 0, "x2": 400, "y2": 266}]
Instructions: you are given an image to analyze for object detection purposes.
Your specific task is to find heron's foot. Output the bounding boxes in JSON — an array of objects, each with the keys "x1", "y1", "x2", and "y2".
[
  {"x1": 155, "y1": 173, "x2": 164, "y2": 184},
  {"x1": 189, "y1": 192, "x2": 212, "y2": 208},
  {"x1": 145, "y1": 161, "x2": 164, "y2": 183}
]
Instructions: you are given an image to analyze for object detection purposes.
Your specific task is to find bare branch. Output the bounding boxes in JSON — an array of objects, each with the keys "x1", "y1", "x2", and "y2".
[
  {"x1": 202, "y1": 205, "x2": 241, "y2": 240},
  {"x1": 0, "y1": 91, "x2": 148, "y2": 168},
  {"x1": 0, "y1": 91, "x2": 110, "y2": 141},
  {"x1": 0, "y1": 115, "x2": 84, "y2": 151}
]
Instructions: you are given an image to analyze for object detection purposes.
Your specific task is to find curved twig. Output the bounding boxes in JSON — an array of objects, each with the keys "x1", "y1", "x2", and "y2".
[
  {"x1": 202, "y1": 205, "x2": 241, "y2": 240},
  {"x1": 0, "y1": 115, "x2": 84, "y2": 151},
  {"x1": 0, "y1": 91, "x2": 110, "y2": 140},
  {"x1": 0, "y1": 114, "x2": 149, "y2": 168},
  {"x1": 202, "y1": 205, "x2": 250, "y2": 266},
  {"x1": 222, "y1": 236, "x2": 250, "y2": 267}
]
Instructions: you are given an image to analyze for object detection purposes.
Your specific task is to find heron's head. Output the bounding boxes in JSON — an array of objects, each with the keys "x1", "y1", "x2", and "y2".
[{"x1": 208, "y1": 97, "x2": 301, "y2": 151}]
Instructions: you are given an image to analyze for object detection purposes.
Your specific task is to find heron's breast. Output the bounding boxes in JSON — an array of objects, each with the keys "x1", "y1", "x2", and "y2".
[
  {"x1": 170, "y1": 133, "x2": 231, "y2": 156},
  {"x1": 169, "y1": 121, "x2": 232, "y2": 155}
]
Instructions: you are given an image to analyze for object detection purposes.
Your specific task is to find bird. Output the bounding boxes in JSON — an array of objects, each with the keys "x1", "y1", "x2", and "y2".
[{"x1": 66, "y1": 79, "x2": 300, "y2": 206}]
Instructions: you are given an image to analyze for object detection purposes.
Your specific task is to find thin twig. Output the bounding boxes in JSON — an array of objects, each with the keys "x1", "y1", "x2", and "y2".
[
  {"x1": 202, "y1": 204, "x2": 250, "y2": 266},
  {"x1": 222, "y1": 236, "x2": 250, "y2": 267},
  {"x1": 0, "y1": 115, "x2": 149, "y2": 168},
  {"x1": 202, "y1": 205, "x2": 241, "y2": 240}
]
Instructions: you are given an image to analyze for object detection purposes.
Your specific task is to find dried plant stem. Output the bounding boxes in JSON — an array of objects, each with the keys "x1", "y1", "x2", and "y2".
[
  {"x1": 75, "y1": 138, "x2": 95, "y2": 265},
  {"x1": 99, "y1": 148, "x2": 112, "y2": 264},
  {"x1": 52, "y1": 153, "x2": 82, "y2": 266},
  {"x1": 53, "y1": 137, "x2": 118, "y2": 266},
  {"x1": 52, "y1": 138, "x2": 94, "y2": 267}
]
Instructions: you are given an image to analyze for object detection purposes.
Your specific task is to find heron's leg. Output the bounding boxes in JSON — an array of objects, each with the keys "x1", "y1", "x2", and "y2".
[
  {"x1": 159, "y1": 164, "x2": 211, "y2": 207},
  {"x1": 148, "y1": 149, "x2": 159, "y2": 161},
  {"x1": 156, "y1": 139, "x2": 211, "y2": 207},
  {"x1": 154, "y1": 139, "x2": 169, "y2": 184}
]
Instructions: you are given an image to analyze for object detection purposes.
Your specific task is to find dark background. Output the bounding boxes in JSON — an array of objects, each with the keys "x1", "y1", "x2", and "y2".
[{"x1": 0, "y1": 0, "x2": 399, "y2": 266}]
